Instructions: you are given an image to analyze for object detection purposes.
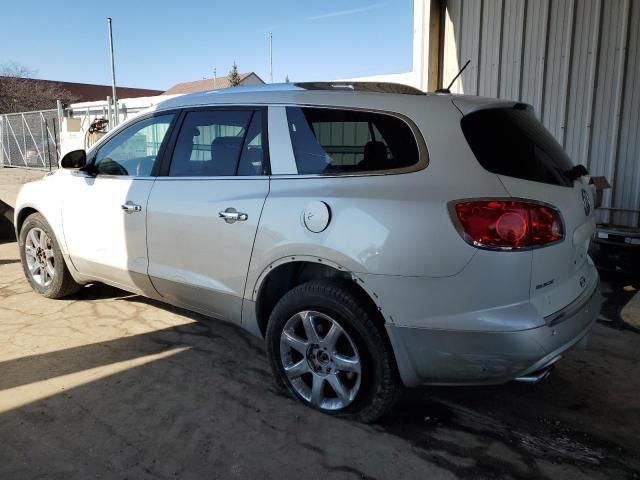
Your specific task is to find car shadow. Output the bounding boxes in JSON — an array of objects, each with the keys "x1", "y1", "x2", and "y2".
[
  {"x1": 0, "y1": 258, "x2": 19, "y2": 265},
  {"x1": 0, "y1": 199, "x2": 15, "y2": 244},
  {"x1": 71, "y1": 282, "x2": 213, "y2": 323}
]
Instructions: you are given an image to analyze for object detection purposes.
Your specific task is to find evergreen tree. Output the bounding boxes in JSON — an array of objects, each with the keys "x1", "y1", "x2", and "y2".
[
  {"x1": 228, "y1": 62, "x2": 241, "y2": 87},
  {"x1": 284, "y1": 74, "x2": 290, "y2": 83}
]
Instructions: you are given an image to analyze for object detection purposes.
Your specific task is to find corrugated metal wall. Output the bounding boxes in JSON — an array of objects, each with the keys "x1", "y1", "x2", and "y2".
[{"x1": 443, "y1": 0, "x2": 640, "y2": 227}]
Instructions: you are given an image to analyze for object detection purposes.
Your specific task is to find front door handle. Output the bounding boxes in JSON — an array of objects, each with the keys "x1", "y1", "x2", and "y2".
[
  {"x1": 219, "y1": 207, "x2": 248, "y2": 223},
  {"x1": 121, "y1": 201, "x2": 142, "y2": 214}
]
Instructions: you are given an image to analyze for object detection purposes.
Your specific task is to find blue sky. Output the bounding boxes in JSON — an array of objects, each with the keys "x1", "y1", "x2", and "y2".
[{"x1": 1, "y1": 1, "x2": 413, "y2": 91}]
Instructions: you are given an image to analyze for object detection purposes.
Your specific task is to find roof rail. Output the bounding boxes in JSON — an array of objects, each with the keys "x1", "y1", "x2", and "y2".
[{"x1": 295, "y1": 82, "x2": 425, "y2": 95}]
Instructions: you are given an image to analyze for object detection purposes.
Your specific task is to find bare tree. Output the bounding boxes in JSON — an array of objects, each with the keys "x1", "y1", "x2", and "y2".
[{"x1": 0, "y1": 63, "x2": 77, "y2": 114}]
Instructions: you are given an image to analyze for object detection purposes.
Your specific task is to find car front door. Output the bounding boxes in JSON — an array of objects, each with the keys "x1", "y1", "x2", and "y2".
[
  {"x1": 62, "y1": 113, "x2": 177, "y2": 294},
  {"x1": 146, "y1": 107, "x2": 270, "y2": 323}
]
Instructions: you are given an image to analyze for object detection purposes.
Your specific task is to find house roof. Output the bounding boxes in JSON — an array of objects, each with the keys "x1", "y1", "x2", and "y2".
[
  {"x1": 163, "y1": 72, "x2": 265, "y2": 95},
  {"x1": 0, "y1": 77, "x2": 163, "y2": 102}
]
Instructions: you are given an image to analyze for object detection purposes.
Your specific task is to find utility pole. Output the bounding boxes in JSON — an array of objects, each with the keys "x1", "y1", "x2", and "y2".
[
  {"x1": 213, "y1": 67, "x2": 217, "y2": 89},
  {"x1": 107, "y1": 17, "x2": 119, "y2": 126},
  {"x1": 269, "y1": 32, "x2": 273, "y2": 83}
]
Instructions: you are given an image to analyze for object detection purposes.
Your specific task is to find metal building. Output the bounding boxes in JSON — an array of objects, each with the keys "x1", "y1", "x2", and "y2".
[{"x1": 411, "y1": 0, "x2": 640, "y2": 227}]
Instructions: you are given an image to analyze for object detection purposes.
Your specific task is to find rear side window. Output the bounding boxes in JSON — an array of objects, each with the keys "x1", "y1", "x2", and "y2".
[
  {"x1": 286, "y1": 107, "x2": 420, "y2": 175},
  {"x1": 169, "y1": 109, "x2": 265, "y2": 177},
  {"x1": 461, "y1": 107, "x2": 574, "y2": 187}
]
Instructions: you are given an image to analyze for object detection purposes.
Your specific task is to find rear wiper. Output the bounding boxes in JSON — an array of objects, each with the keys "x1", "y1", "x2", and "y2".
[{"x1": 563, "y1": 164, "x2": 589, "y2": 181}]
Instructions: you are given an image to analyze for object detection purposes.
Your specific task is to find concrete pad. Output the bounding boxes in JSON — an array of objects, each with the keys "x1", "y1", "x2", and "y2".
[{"x1": 621, "y1": 291, "x2": 640, "y2": 328}]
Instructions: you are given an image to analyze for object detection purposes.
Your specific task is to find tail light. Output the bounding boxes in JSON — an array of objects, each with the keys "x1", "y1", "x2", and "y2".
[{"x1": 451, "y1": 200, "x2": 564, "y2": 250}]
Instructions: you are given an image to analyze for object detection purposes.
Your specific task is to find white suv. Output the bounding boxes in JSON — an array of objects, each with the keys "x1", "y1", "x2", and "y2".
[{"x1": 15, "y1": 83, "x2": 601, "y2": 422}]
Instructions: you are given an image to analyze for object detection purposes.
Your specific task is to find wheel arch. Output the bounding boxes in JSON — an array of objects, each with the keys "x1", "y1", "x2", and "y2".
[
  {"x1": 15, "y1": 205, "x2": 40, "y2": 237},
  {"x1": 251, "y1": 256, "x2": 390, "y2": 339},
  {"x1": 15, "y1": 205, "x2": 84, "y2": 284}
]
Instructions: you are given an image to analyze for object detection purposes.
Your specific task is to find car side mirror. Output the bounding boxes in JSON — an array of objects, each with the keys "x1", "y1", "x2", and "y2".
[{"x1": 60, "y1": 149, "x2": 87, "y2": 169}]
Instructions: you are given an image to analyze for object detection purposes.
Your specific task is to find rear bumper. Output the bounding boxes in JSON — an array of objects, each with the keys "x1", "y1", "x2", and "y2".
[{"x1": 386, "y1": 280, "x2": 602, "y2": 387}]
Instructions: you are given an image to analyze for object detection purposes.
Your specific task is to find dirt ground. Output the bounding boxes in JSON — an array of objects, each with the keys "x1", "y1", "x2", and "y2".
[
  {"x1": 0, "y1": 168, "x2": 45, "y2": 208},
  {"x1": 0, "y1": 238, "x2": 639, "y2": 479}
]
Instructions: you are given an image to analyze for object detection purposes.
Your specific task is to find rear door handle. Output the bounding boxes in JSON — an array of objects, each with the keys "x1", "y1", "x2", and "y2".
[
  {"x1": 219, "y1": 207, "x2": 248, "y2": 223},
  {"x1": 121, "y1": 201, "x2": 142, "y2": 213}
]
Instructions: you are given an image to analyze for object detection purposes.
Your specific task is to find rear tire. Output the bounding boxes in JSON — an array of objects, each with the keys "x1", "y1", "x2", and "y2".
[
  {"x1": 266, "y1": 279, "x2": 399, "y2": 423},
  {"x1": 19, "y1": 213, "x2": 82, "y2": 299}
]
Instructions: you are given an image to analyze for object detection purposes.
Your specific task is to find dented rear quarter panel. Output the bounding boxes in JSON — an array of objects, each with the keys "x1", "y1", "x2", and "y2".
[{"x1": 245, "y1": 95, "x2": 518, "y2": 314}]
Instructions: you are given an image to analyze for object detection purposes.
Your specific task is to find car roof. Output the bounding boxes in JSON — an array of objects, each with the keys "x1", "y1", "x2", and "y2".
[
  {"x1": 154, "y1": 82, "x2": 428, "y2": 111},
  {"x1": 151, "y1": 81, "x2": 523, "y2": 119}
]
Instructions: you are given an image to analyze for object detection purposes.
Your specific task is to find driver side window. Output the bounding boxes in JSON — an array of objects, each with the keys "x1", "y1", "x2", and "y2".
[{"x1": 94, "y1": 114, "x2": 174, "y2": 176}]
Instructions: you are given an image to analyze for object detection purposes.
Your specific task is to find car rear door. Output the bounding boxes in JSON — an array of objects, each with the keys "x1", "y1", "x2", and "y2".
[
  {"x1": 459, "y1": 105, "x2": 598, "y2": 317},
  {"x1": 499, "y1": 175, "x2": 597, "y2": 317},
  {"x1": 145, "y1": 107, "x2": 269, "y2": 323}
]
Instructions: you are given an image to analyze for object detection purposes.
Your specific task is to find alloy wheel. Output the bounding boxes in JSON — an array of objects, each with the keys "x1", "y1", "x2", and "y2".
[
  {"x1": 280, "y1": 310, "x2": 362, "y2": 410},
  {"x1": 24, "y1": 227, "x2": 55, "y2": 287}
]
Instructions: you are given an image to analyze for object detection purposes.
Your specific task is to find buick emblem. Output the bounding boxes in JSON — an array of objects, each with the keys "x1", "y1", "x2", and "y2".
[
  {"x1": 580, "y1": 276, "x2": 586, "y2": 288},
  {"x1": 581, "y1": 189, "x2": 591, "y2": 216}
]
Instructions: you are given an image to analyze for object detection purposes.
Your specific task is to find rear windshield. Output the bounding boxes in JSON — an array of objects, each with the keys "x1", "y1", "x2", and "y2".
[{"x1": 461, "y1": 107, "x2": 574, "y2": 187}]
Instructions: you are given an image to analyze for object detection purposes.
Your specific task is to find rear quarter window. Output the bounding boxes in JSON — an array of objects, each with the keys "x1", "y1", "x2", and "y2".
[
  {"x1": 461, "y1": 107, "x2": 575, "y2": 187},
  {"x1": 286, "y1": 107, "x2": 421, "y2": 175}
]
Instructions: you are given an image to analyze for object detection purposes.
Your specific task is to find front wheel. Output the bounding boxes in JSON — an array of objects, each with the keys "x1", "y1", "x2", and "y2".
[
  {"x1": 266, "y1": 279, "x2": 399, "y2": 423},
  {"x1": 19, "y1": 213, "x2": 82, "y2": 298}
]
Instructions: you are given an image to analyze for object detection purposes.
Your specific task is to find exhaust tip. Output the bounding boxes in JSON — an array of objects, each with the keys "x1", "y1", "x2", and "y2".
[
  {"x1": 514, "y1": 365, "x2": 555, "y2": 384},
  {"x1": 514, "y1": 355, "x2": 563, "y2": 384}
]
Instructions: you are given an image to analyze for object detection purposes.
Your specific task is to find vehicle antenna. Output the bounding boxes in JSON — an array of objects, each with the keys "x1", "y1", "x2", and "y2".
[{"x1": 436, "y1": 59, "x2": 471, "y2": 94}]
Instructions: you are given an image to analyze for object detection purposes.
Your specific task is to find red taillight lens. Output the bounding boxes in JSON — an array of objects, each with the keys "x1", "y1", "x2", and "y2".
[{"x1": 453, "y1": 200, "x2": 563, "y2": 250}]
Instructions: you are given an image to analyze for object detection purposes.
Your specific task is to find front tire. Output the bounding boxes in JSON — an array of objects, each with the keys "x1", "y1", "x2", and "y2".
[
  {"x1": 266, "y1": 279, "x2": 399, "y2": 423},
  {"x1": 19, "y1": 213, "x2": 82, "y2": 298}
]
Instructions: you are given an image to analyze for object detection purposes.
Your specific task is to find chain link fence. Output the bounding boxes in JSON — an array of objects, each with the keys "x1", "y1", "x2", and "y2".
[
  {"x1": 0, "y1": 110, "x2": 60, "y2": 170},
  {"x1": 1, "y1": 94, "x2": 172, "y2": 171}
]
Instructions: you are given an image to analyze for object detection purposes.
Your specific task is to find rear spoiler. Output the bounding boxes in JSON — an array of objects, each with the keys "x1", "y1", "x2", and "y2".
[{"x1": 451, "y1": 97, "x2": 532, "y2": 116}]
